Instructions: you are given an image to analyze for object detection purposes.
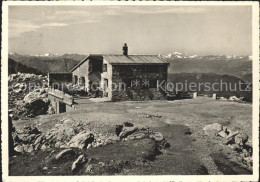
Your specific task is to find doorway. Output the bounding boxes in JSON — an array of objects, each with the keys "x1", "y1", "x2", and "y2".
[{"x1": 59, "y1": 101, "x2": 66, "y2": 113}]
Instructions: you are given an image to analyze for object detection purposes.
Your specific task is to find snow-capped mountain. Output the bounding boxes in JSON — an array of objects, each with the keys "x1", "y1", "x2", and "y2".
[
  {"x1": 158, "y1": 52, "x2": 251, "y2": 61},
  {"x1": 30, "y1": 53, "x2": 60, "y2": 57},
  {"x1": 189, "y1": 55, "x2": 198, "y2": 58},
  {"x1": 9, "y1": 52, "x2": 18, "y2": 55}
]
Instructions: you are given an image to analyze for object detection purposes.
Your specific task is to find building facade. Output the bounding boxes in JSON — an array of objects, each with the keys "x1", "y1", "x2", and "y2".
[{"x1": 70, "y1": 44, "x2": 169, "y2": 101}]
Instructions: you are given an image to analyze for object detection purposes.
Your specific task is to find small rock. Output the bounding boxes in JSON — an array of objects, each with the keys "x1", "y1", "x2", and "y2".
[
  {"x1": 34, "y1": 143, "x2": 41, "y2": 150},
  {"x1": 203, "y1": 123, "x2": 223, "y2": 136},
  {"x1": 71, "y1": 154, "x2": 87, "y2": 172},
  {"x1": 55, "y1": 149, "x2": 75, "y2": 160},
  {"x1": 218, "y1": 130, "x2": 228, "y2": 138},
  {"x1": 55, "y1": 141, "x2": 65, "y2": 148},
  {"x1": 24, "y1": 145, "x2": 34, "y2": 153},
  {"x1": 149, "y1": 132, "x2": 164, "y2": 142},
  {"x1": 14, "y1": 145, "x2": 24, "y2": 153},
  {"x1": 98, "y1": 162, "x2": 105, "y2": 167}
]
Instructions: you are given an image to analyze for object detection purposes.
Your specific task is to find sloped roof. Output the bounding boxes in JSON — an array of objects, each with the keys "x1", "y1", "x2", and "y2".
[
  {"x1": 103, "y1": 55, "x2": 168, "y2": 64},
  {"x1": 70, "y1": 54, "x2": 168, "y2": 72},
  {"x1": 70, "y1": 55, "x2": 89, "y2": 72}
]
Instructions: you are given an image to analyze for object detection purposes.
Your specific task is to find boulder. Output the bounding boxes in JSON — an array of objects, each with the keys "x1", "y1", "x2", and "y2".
[
  {"x1": 71, "y1": 154, "x2": 87, "y2": 172},
  {"x1": 68, "y1": 131, "x2": 94, "y2": 149},
  {"x1": 203, "y1": 123, "x2": 223, "y2": 136},
  {"x1": 119, "y1": 127, "x2": 138, "y2": 138},
  {"x1": 229, "y1": 96, "x2": 240, "y2": 101},
  {"x1": 234, "y1": 132, "x2": 249, "y2": 146},
  {"x1": 128, "y1": 132, "x2": 147, "y2": 140},
  {"x1": 55, "y1": 149, "x2": 76, "y2": 160},
  {"x1": 14, "y1": 145, "x2": 24, "y2": 153},
  {"x1": 24, "y1": 89, "x2": 48, "y2": 103},
  {"x1": 14, "y1": 144, "x2": 34, "y2": 153}
]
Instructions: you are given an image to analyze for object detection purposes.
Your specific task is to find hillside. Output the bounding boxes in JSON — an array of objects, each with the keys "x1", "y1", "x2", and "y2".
[
  {"x1": 165, "y1": 58, "x2": 252, "y2": 82},
  {"x1": 168, "y1": 73, "x2": 252, "y2": 101},
  {"x1": 8, "y1": 58, "x2": 43, "y2": 75},
  {"x1": 9, "y1": 54, "x2": 82, "y2": 75}
]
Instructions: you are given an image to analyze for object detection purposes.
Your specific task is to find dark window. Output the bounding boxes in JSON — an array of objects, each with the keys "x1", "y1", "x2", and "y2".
[
  {"x1": 80, "y1": 77, "x2": 85, "y2": 86},
  {"x1": 103, "y1": 64, "x2": 107, "y2": 72},
  {"x1": 59, "y1": 101, "x2": 66, "y2": 113},
  {"x1": 150, "y1": 80, "x2": 157, "y2": 88}
]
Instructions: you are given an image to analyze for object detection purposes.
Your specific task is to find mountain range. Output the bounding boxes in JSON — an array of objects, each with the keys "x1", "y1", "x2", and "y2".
[
  {"x1": 159, "y1": 52, "x2": 251, "y2": 61},
  {"x1": 8, "y1": 52, "x2": 252, "y2": 101},
  {"x1": 8, "y1": 53, "x2": 85, "y2": 75},
  {"x1": 8, "y1": 52, "x2": 252, "y2": 82}
]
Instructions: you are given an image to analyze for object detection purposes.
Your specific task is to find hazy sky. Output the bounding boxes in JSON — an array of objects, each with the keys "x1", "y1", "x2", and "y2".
[{"x1": 9, "y1": 5, "x2": 252, "y2": 55}]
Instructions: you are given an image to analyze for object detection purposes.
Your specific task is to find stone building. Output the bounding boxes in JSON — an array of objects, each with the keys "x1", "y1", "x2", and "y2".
[{"x1": 70, "y1": 44, "x2": 169, "y2": 101}]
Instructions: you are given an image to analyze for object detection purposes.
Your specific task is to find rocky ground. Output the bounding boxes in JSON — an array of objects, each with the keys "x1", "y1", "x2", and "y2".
[
  {"x1": 9, "y1": 97, "x2": 253, "y2": 175},
  {"x1": 8, "y1": 73, "x2": 53, "y2": 119}
]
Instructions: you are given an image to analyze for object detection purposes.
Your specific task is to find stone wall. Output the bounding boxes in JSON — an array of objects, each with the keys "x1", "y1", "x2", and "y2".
[{"x1": 111, "y1": 65, "x2": 168, "y2": 101}]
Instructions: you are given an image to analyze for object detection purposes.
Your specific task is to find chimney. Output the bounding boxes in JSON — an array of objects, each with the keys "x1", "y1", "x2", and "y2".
[{"x1": 122, "y1": 43, "x2": 128, "y2": 56}]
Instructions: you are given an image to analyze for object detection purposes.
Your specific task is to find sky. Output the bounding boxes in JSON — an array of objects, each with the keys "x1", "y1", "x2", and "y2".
[{"x1": 8, "y1": 5, "x2": 252, "y2": 56}]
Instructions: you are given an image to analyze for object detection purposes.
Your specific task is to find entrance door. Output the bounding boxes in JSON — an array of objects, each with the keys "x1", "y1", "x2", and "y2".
[{"x1": 59, "y1": 101, "x2": 66, "y2": 113}]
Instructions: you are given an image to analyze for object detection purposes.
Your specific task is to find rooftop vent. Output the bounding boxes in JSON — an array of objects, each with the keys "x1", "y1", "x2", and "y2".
[{"x1": 122, "y1": 43, "x2": 128, "y2": 56}]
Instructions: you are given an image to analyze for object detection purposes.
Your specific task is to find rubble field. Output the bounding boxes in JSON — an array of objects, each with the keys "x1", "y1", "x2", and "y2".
[
  {"x1": 8, "y1": 73, "x2": 53, "y2": 119},
  {"x1": 10, "y1": 96, "x2": 253, "y2": 175}
]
